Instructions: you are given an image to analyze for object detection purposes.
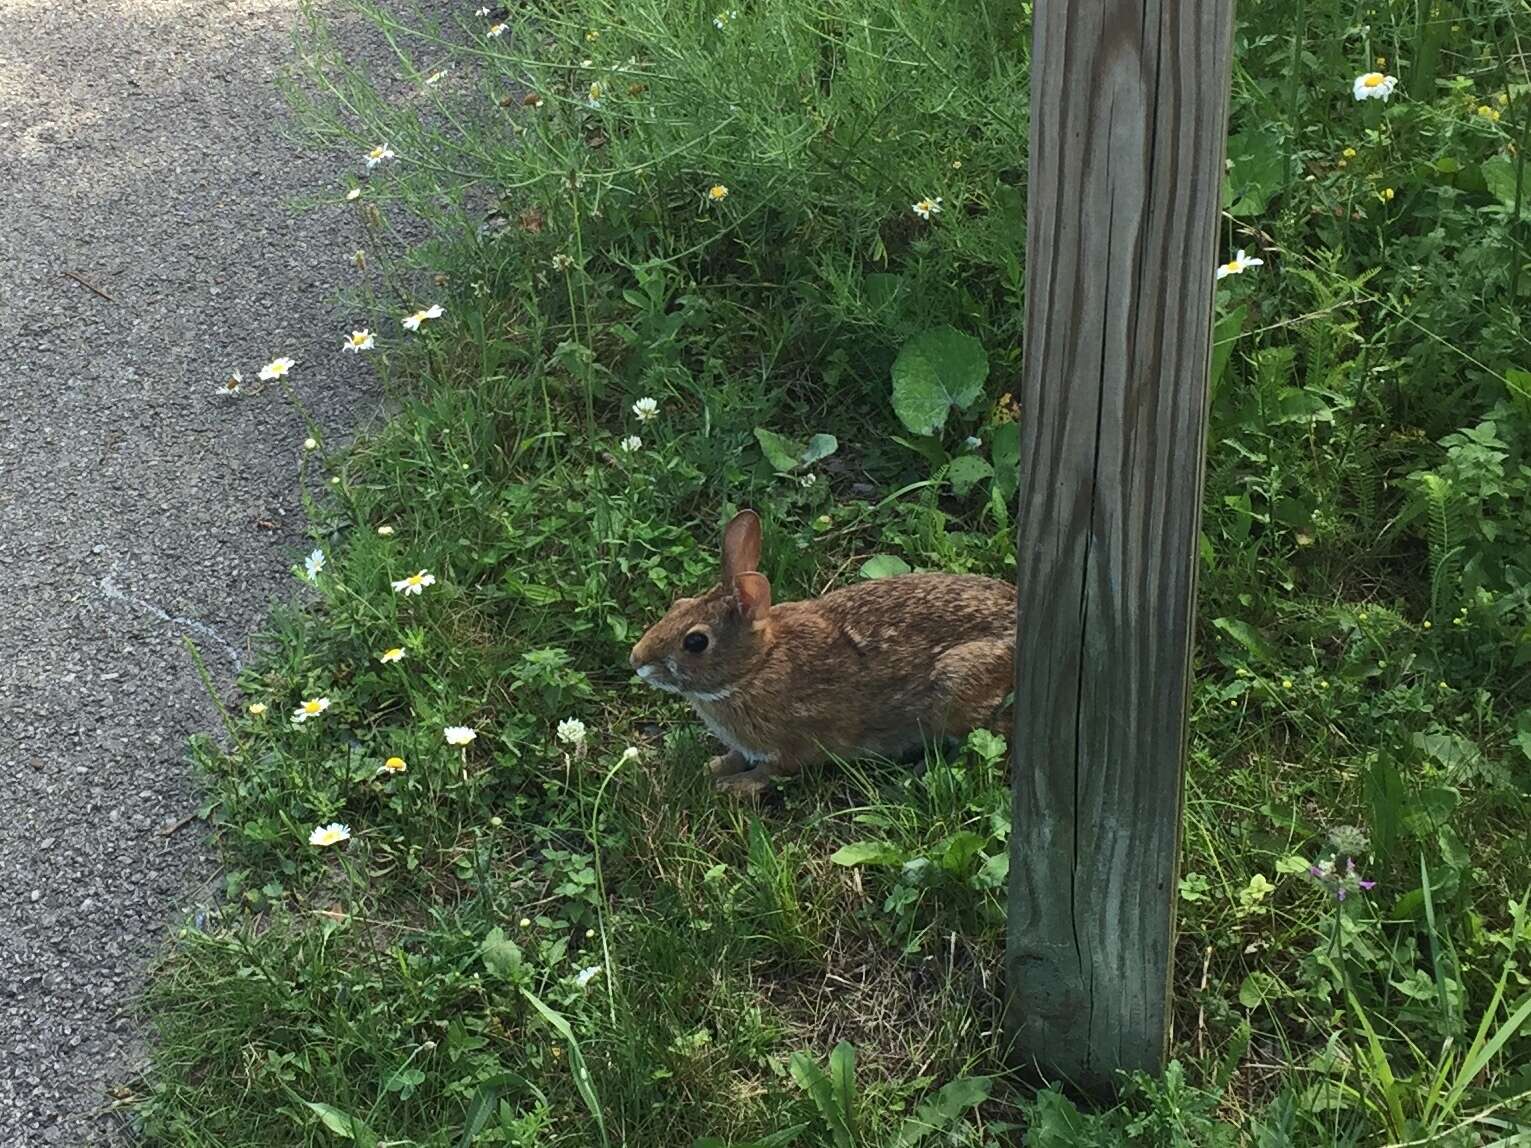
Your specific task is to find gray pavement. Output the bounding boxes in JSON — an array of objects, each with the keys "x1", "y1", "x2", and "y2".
[{"x1": 0, "y1": 0, "x2": 402, "y2": 1140}]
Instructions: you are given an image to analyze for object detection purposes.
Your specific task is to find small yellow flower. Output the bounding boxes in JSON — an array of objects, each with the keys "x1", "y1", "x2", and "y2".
[
  {"x1": 1281, "y1": 678, "x2": 1293, "y2": 690},
  {"x1": 1476, "y1": 105, "x2": 1501, "y2": 122},
  {"x1": 1342, "y1": 147, "x2": 1357, "y2": 159},
  {"x1": 1422, "y1": 620, "x2": 1432, "y2": 630},
  {"x1": 381, "y1": 756, "x2": 408, "y2": 774},
  {"x1": 1498, "y1": 92, "x2": 1510, "y2": 106},
  {"x1": 379, "y1": 647, "x2": 406, "y2": 664},
  {"x1": 1319, "y1": 680, "x2": 1330, "y2": 689},
  {"x1": 1381, "y1": 186, "x2": 1395, "y2": 201},
  {"x1": 1438, "y1": 681, "x2": 1449, "y2": 691},
  {"x1": 1375, "y1": 56, "x2": 1386, "y2": 68},
  {"x1": 707, "y1": 183, "x2": 729, "y2": 202},
  {"x1": 588, "y1": 81, "x2": 603, "y2": 104},
  {"x1": 585, "y1": 29, "x2": 599, "y2": 40},
  {"x1": 248, "y1": 703, "x2": 268, "y2": 716},
  {"x1": 519, "y1": 917, "x2": 532, "y2": 927}
]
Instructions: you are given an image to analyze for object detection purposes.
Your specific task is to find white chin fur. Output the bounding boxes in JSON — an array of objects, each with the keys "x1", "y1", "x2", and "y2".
[{"x1": 635, "y1": 663, "x2": 682, "y2": 694}]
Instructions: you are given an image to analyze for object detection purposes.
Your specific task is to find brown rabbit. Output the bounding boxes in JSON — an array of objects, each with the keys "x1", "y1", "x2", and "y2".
[{"x1": 629, "y1": 510, "x2": 1016, "y2": 796}]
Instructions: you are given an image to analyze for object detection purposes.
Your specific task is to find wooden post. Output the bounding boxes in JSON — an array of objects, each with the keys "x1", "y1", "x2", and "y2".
[{"x1": 1006, "y1": 0, "x2": 1235, "y2": 1094}]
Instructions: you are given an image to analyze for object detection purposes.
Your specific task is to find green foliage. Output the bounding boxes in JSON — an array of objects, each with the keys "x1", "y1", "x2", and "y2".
[{"x1": 139, "y1": 0, "x2": 1531, "y2": 1144}]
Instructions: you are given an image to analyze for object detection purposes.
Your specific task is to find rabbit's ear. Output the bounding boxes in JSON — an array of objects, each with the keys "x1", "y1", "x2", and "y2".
[
  {"x1": 732, "y1": 572, "x2": 772, "y2": 622},
  {"x1": 721, "y1": 509, "x2": 762, "y2": 584}
]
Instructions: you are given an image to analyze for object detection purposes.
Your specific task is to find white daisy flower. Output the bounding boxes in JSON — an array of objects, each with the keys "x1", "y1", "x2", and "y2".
[
  {"x1": 215, "y1": 369, "x2": 243, "y2": 397},
  {"x1": 343, "y1": 329, "x2": 375, "y2": 353},
  {"x1": 556, "y1": 718, "x2": 587, "y2": 746},
  {"x1": 402, "y1": 303, "x2": 444, "y2": 331},
  {"x1": 291, "y1": 696, "x2": 332, "y2": 724},
  {"x1": 444, "y1": 725, "x2": 477, "y2": 746},
  {"x1": 1215, "y1": 249, "x2": 1265, "y2": 280},
  {"x1": 346, "y1": 187, "x2": 362, "y2": 201},
  {"x1": 259, "y1": 357, "x2": 295, "y2": 381},
  {"x1": 309, "y1": 822, "x2": 351, "y2": 847},
  {"x1": 911, "y1": 196, "x2": 943, "y2": 220},
  {"x1": 365, "y1": 144, "x2": 396, "y2": 168},
  {"x1": 707, "y1": 184, "x2": 729, "y2": 203},
  {"x1": 392, "y1": 570, "x2": 436, "y2": 595},
  {"x1": 487, "y1": 22, "x2": 506, "y2": 37},
  {"x1": 379, "y1": 647, "x2": 405, "y2": 664},
  {"x1": 1352, "y1": 72, "x2": 1398, "y2": 101},
  {"x1": 574, "y1": 964, "x2": 603, "y2": 988},
  {"x1": 631, "y1": 396, "x2": 659, "y2": 422},
  {"x1": 618, "y1": 434, "x2": 641, "y2": 453},
  {"x1": 304, "y1": 548, "x2": 325, "y2": 581}
]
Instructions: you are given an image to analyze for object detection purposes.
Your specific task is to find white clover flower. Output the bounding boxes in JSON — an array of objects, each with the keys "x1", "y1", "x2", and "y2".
[
  {"x1": 551, "y1": 253, "x2": 575, "y2": 271},
  {"x1": 487, "y1": 22, "x2": 506, "y2": 37},
  {"x1": 556, "y1": 718, "x2": 587, "y2": 746},
  {"x1": 618, "y1": 434, "x2": 641, "y2": 453},
  {"x1": 799, "y1": 473, "x2": 817, "y2": 489},
  {"x1": 379, "y1": 647, "x2": 405, "y2": 664},
  {"x1": 911, "y1": 196, "x2": 943, "y2": 220},
  {"x1": 291, "y1": 696, "x2": 332, "y2": 724},
  {"x1": 248, "y1": 702, "x2": 268, "y2": 716},
  {"x1": 631, "y1": 396, "x2": 659, "y2": 422},
  {"x1": 365, "y1": 144, "x2": 396, "y2": 168},
  {"x1": 343, "y1": 329, "x2": 375, "y2": 353},
  {"x1": 1215, "y1": 249, "x2": 1265, "y2": 280},
  {"x1": 303, "y1": 437, "x2": 319, "y2": 450},
  {"x1": 574, "y1": 964, "x2": 603, "y2": 988},
  {"x1": 346, "y1": 187, "x2": 362, "y2": 201},
  {"x1": 1352, "y1": 72, "x2": 1398, "y2": 101},
  {"x1": 380, "y1": 756, "x2": 407, "y2": 774},
  {"x1": 305, "y1": 548, "x2": 325, "y2": 581},
  {"x1": 402, "y1": 303, "x2": 444, "y2": 331},
  {"x1": 392, "y1": 569, "x2": 436, "y2": 595},
  {"x1": 376, "y1": 525, "x2": 395, "y2": 536},
  {"x1": 214, "y1": 369, "x2": 243, "y2": 398},
  {"x1": 259, "y1": 357, "x2": 295, "y2": 381},
  {"x1": 309, "y1": 822, "x2": 351, "y2": 847},
  {"x1": 444, "y1": 725, "x2": 477, "y2": 746},
  {"x1": 620, "y1": 745, "x2": 640, "y2": 763}
]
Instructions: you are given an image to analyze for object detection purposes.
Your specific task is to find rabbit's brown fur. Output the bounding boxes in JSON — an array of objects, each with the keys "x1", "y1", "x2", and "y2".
[{"x1": 629, "y1": 510, "x2": 1016, "y2": 795}]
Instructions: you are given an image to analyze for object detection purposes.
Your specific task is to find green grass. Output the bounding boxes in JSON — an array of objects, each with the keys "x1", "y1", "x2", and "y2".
[{"x1": 132, "y1": 0, "x2": 1531, "y2": 1143}]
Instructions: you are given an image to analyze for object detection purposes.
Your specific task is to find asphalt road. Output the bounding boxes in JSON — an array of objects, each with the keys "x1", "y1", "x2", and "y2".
[{"x1": 0, "y1": 0, "x2": 400, "y2": 1140}]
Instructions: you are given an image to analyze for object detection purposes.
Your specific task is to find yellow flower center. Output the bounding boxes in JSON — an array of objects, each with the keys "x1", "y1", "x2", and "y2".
[
  {"x1": 406, "y1": 575, "x2": 422, "y2": 587},
  {"x1": 1362, "y1": 73, "x2": 1384, "y2": 88},
  {"x1": 1224, "y1": 261, "x2": 1239, "y2": 273},
  {"x1": 304, "y1": 700, "x2": 323, "y2": 714},
  {"x1": 384, "y1": 757, "x2": 406, "y2": 772}
]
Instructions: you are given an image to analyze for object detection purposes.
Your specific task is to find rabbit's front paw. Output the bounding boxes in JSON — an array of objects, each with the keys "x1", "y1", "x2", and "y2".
[
  {"x1": 714, "y1": 766, "x2": 772, "y2": 798},
  {"x1": 707, "y1": 751, "x2": 750, "y2": 778}
]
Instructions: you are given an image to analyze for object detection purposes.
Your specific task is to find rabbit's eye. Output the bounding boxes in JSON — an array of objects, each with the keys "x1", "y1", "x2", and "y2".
[{"x1": 683, "y1": 631, "x2": 709, "y2": 653}]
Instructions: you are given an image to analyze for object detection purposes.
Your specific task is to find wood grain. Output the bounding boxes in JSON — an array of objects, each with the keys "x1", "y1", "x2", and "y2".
[{"x1": 1006, "y1": 0, "x2": 1235, "y2": 1094}]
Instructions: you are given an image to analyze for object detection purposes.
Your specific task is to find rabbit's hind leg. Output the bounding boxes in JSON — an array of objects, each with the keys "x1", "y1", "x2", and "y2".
[{"x1": 930, "y1": 637, "x2": 1015, "y2": 735}]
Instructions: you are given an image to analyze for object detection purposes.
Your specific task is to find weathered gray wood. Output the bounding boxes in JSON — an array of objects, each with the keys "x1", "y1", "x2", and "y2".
[{"x1": 1007, "y1": 0, "x2": 1235, "y2": 1094}]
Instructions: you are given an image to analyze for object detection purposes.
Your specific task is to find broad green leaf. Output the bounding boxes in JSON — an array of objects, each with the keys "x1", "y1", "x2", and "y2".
[
  {"x1": 1481, "y1": 155, "x2": 1528, "y2": 218},
  {"x1": 828, "y1": 1042, "x2": 857, "y2": 1140},
  {"x1": 891, "y1": 327, "x2": 989, "y2": 436},
  {"x1": 859, "y1": 555, "x2": 911, "y2": 580},
  {"x1": 1239, "y1": 971, "x2": 1288, "y2": 1008},
  {"x1": 802, "y1": 433, "x2": 838, "y2": 466},
  {"x1": 990, "y1": 421, "x2": 1020, "y2": 503},
  {"x1": 893, "y1": 1076, "x2": 992, "y2": 1147},
  {"x1": 790, "y1": 1051, "x2": 852, "y2": 1148},
  {"x1": 480, "y1": 927, "x2": 524, "y2": 980},
  {"x1": 946, "y1": 455, "x2": 993, "y2": 496},
  {"x1": 829, "y1": 841, "x2": 904, "y2": 867},
  {"x1": 1209, "y1": 305, "x2": 1247, "y2": 400},
  {"x1": 1212, "y1": 616, "x2": 1277, "y2": 663},
  {"x1": 458, "y1": 1073, "x2": 546, "y2": 1148},
  {"x1": 754, "y1": 427, "x2": 805, "y2": 473}
]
